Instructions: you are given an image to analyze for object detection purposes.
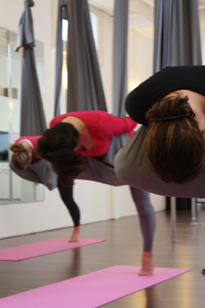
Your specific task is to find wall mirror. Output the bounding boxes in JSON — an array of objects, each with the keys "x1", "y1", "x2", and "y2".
[{"x1": 0, "y1": 27, "x2": 44, "y2": 204}]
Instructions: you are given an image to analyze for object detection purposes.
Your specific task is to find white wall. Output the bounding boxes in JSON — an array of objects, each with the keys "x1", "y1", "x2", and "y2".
[
  {"x1": 0, "y1": 0, "x2": 165, "y2": 239},
  {"x1": 128, "y1": 28, "x2": 154, "y2": 90}
]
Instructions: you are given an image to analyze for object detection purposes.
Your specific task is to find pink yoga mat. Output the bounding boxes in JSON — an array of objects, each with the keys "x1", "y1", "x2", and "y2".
[
  {"x1": 0, "y1": 266, "x2": 191, "y2": 308},
  {"x1": 0, "y1": 238, "x2": 107, "y2": 261}
]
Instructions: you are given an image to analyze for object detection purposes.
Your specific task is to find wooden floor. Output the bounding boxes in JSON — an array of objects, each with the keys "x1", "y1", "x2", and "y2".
[{"x1": 0, "y1": 208, "x2": 205, "y2": 307}]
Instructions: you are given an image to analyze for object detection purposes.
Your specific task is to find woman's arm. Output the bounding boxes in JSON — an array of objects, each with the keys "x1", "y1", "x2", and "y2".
[{"x1": 103, "y1": 113, "x2": 137, "y2": 137}]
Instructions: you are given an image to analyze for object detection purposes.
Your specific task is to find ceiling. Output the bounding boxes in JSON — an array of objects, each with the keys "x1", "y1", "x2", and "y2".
[
  {"x1": 88, "y1": 0, "x2": 205, "y2": 39},
  {"x1": 89, "y1": 0, "x2": 154, "y2": 15},
  {"x1": 89, "y1": 0, "x2": 205, "y2": 13},
  {"x1": 89, "y1": 0, "x2": 154, "y2": 31},
  {"x1": 200, "y1": 0, "x2": 205, "y2": 6}
]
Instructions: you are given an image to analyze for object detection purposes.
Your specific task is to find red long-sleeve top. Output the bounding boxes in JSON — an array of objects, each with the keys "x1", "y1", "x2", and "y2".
[{"x1": 50, "y1": 111, "x2": 137, "y2": 157}]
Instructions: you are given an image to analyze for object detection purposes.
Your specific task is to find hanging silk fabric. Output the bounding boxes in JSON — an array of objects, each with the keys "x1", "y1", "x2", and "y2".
[
  {"x1": 53, "y1": 0, "x2": 130, "y2": 186},
  {"x1": 54, "y1": 0, "x2": 107, "y2": 115},
  {"x1": 15, "y1": 0, "x2": 46, "y2": 136},
  {"x1": 104, "y1": 0, "x2": 129, "y2": 165},
  {"x1": 11, "y1": 0, "x2": 57, "y2": 190},
  {"x1": 153, "y1": 0, "x2": 202, "y2": 72}
]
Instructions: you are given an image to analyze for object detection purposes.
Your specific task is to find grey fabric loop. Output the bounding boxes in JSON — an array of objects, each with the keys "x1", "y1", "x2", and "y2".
[
  {"x1": 10, "y1": 160, "x2": 58, "y2": 191},
  {"x1": 10, "y1": 155, "x2": 126, "y2": 192},
  {"x1": 77, "y1": 157, "x2": 127, "y2": 187},
  {"x1": 114, "y1": 126, "x2": 205, "y2": 198}
]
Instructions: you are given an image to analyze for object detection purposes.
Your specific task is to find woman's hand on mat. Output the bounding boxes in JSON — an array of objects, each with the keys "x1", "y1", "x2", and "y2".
[
  {"x1": 69, "y1": 226, "x2": 81, "y2": 242},
  {"x1": 139, "y1": 251, "x2": 154, "y2": 276}
]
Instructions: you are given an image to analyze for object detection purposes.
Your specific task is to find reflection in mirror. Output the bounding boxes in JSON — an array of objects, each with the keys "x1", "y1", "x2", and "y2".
[{"x1": 0, "y1": 27, "x2": 44, "y2": 204}]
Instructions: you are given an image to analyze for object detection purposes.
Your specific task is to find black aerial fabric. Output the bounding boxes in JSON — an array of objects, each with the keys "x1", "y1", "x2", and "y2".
[{"x1": 15, "y1": 0, "x2": 46, "y2": 136}]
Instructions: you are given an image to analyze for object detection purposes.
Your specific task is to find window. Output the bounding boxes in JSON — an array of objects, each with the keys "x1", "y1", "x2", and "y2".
[{"x1": 90, "y1": 10, "x2": 98, "y2": 51}]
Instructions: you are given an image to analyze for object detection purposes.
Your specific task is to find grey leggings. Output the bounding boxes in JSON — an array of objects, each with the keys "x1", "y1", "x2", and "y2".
[{"x1": 129, "y1": 186, "x2": 156, "y2": 252}]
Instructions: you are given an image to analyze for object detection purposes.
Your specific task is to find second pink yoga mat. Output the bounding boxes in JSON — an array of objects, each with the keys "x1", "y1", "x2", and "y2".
[
  {"x1": 0, "y1": 238, "x2": 107, "y2": 261},
  {"x1": 0, "y1": 266, "x2": 191, "y2": 308}
]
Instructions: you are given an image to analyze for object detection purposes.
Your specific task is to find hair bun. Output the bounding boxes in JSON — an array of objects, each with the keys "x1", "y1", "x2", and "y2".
[{"x1": 9, "y1": 143, "x2": 24, "y2": 153}]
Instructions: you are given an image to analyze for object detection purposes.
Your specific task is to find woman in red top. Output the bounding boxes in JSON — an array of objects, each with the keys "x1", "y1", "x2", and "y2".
[
  {"x1": 10, "y1": 137, "x2": 81, "y2": 242},
  {"x1": 49, "y1": 111, "x2": 136, "y2": 156},
  {"x1": 36, "y1": 110, "x2": 156, "y2": 276},
  {"x1": 37, "y1": 111, "x2": 137, "y2": 186}
]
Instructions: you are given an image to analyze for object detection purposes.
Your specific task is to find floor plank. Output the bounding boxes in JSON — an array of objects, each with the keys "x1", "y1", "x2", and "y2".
[{"x1": 0, "y1": 208, "x2": 205, "y2": 307}]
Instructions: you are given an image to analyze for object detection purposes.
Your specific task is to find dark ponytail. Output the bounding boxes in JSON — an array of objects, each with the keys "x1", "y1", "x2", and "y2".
[{"x1": 36, "y1": 122, "x2": 85, "y2": 186}]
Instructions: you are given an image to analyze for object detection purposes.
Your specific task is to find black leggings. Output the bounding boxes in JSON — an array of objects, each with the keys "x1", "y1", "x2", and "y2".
[{"x1": 57, "y1": 179, "x2": 80, "y2": 227}]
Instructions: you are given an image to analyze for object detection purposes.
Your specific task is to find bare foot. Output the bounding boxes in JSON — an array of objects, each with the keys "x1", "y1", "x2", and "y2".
[
  {"x1": 139, "y1": 251, "x2": 154, "y2": 276},
  {"x1": 69, "y1": 226, "x2": 81, "y2": 242}
]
